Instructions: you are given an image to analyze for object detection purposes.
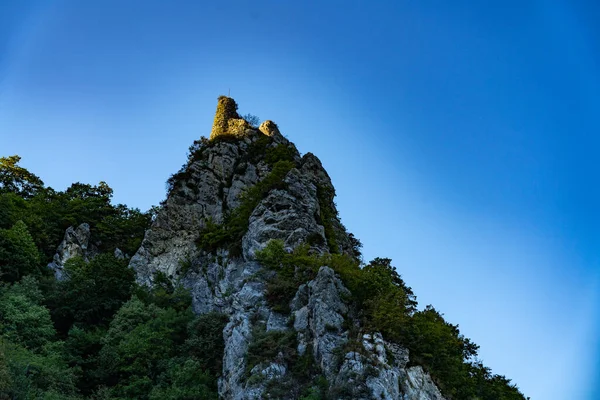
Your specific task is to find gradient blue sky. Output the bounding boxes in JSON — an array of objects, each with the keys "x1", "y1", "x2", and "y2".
[{"x1": 1, "y1": 1, "x2": 599, "y2": 398}]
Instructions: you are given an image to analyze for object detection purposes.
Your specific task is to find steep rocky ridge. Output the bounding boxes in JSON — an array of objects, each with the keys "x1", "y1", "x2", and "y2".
[{"x1": 129, "y1": 97, "x2": 444, "y2": 399}]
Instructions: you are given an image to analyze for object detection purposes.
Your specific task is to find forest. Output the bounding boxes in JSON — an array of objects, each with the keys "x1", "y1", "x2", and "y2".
[{"x1": 0, "y1": 154, "x2": 525, "y2": 399}]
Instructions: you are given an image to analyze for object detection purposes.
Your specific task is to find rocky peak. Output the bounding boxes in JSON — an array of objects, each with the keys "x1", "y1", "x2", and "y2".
[
  {"x1": 128, "y1": 97, "x2": 444, "y2": 399},
  {"x1": 47, "y1": 223, "x2": 97, "y2": 280}
]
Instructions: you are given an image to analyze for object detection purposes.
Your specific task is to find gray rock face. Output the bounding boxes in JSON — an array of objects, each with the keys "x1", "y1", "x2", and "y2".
[
  {"x1": 242, "y1": 168, "x2": 327, "y2": 260},
  {"x1": 289, "y1": 269, "x2": 444, "y2": 400},
  {"x1": 292, "y1": 267, "x2": 350, "y2": 378},
  {"x1": 129, "y1": 122, "x2": 444, "y2": 399},
  {"x1": 130, "y1": 138, "x2": 263, "y2": 286},
  {"x1": 47, "y1": 223, "x2": 96, "y2": 280},
  {"x1": 400, "y1": 366, "x2": 445, "y2": 400}
]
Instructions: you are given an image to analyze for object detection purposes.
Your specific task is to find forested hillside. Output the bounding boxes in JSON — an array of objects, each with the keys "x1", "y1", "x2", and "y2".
[
  {"x1": 0, "y1": 155, "x2": 226, "y2": 399},
  {"x1": 0, "y1": 116, "x2": 527, "y2": 400}
]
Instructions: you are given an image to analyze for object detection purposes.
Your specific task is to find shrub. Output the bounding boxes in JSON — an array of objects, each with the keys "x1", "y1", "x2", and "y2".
[
  {"x1": 241, "y1": 113, "x2": 260, "y2": 128},
  {"x1": 254, "y1": 240, "x2": 527, "y2": 399},
  {"x1": 196, "y1": 160, "x2": 295, "y2": 254},
  {"x1": 316, "y1": 185, "x2": 339, "y2": 254},
  {"x1": 246, "y1": 326, "x2": 297, "y2": 375},
  {"x1": 49, "y1": 254, "x2": 135, "y2": 332},
  {"x1": 183, "y1": 312, "x2": 229, "y2": 377},
  {"x1": 0, "y1": 220, "x2": 41, "y2": 283},
  {"x1": 265, "y1": 144, "x2": 297, "y2": 166}
]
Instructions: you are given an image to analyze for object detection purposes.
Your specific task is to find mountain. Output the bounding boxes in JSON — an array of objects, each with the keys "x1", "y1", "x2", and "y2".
[
  {"x1": 125, "y1": 96, "x2": 526, "y2": 400},
  {"x1": 0, "y1": 97, "x2": 526, "y2": 399}
]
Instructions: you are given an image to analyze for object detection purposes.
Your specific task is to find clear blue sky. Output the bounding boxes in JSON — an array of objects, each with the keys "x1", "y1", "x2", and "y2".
[{"x1": 1, "y1": 1, "x2": 599, "y2": 398}]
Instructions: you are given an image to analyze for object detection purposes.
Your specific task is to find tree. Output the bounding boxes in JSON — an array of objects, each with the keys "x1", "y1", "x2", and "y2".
[
  {"x1": 49, "y1": 254, "x2": 135, "y2": 332},
  {"x1": 363, "y1": 257, "x2": 417, "y2": 313},
  {"x1": 0, "y1": 338, "x2": 80, "y2": 399},
  {"x1": 241, "y1": 113, "x2": 260, "y2": 128},
  {"x1": 96, "y1": 296, "x2": 194, "y2": 399},
  {"x1": 406, "y1": 305, "x2": 479, "y2": 398},
  {"x1": 149, "y1": 359, "x2": 218, "y2": 400},
  {"x1": 0, "y1": 155, "x2": 44, "y2": 198},
  {"x1": 0, "y1": 220, "x2": 41, "y2": 283},
  {"x1": 0, "y1": 276, "x2": 55, "y2": 351}
]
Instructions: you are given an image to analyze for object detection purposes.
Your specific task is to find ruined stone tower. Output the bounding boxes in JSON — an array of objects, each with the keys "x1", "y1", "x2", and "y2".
[
  {"x1": 210, "y1": 96, "x2": 250, "y2": 140},
  {"x1": 210, "y1": 96, "x2": 283, "y2": 141}
]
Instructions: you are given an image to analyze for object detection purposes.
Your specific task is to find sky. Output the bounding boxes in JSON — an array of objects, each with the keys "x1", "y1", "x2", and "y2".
[{"x1": 1, "y1": 0, "x2": 599, "y2": 398}]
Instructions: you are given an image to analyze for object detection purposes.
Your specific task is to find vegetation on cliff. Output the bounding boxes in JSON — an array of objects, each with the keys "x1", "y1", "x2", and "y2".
[
  {"x1": 0, "y1": 125, "x2": 526, "y2": 399},
  {"x1": 256, "y1": 240, "x2": 525, "y2": 399},
  {"x1": 0, "y1": 156, "x2": 224, "y2": 399}
]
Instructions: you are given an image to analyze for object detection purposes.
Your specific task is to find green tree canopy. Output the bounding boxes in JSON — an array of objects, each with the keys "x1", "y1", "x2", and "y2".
[
  {"x1": 0, "y1": 220, "x2": 42, "y2": 283},
  {"x1": 0, "y1": 155, "x2": 44, "y2": 198},
  {"x1": 49, "y1": 254, "x2": 136, "y2": 332},
  {"x1": 0, "y1": 276, "x2": 55, "y2": 351}
]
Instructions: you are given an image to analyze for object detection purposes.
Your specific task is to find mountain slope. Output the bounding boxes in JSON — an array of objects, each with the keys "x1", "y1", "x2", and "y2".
[{"x1": 128, "y1": 97, "x2": 526, "y2": 400}]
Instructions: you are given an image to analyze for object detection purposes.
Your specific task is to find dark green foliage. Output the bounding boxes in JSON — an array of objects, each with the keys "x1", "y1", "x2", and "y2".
[
  {"x1": 265, "y1": 278, "x2": 301, "y2": 314},
  {"x1": 245, "y1": 325, "x2": 322, "y2": 399},
  {"x1": 91, "y1": 285, "x2": 223, "y2": 399},
  {"x1": 183, "y1": 312, "x2": 229, "y2": 377},
  {"x1": 307, "y1": 232, "x2": 326, "y2": 247},
  {"x1": 256, "y1": 241, "x2": 321, "y2": 313},
  {"x1": 0, "y1": 155, "x2": 152, "y2": 263},
  {"x1": 0, "y1": 276, "x2": 55, "y2": 351},
  {"x1": 0, "y1": 184, "x2": 151, "y2": 264},
  {"x1": 94, "y1": 205, "x2": 151, "y2": 256},
  {"x1": 256, "y1": 240, "x2": 526, "y2": 399},
  {"x1": 98, "y1": 300, "x2": 193, "y2": 398},
  {"x1": 1, "y1": 339, "x2": 81, "y2": 399},
  {"x1": 48, "y1": 254, "x2": 136, "y2": 332},
  {"x1": 208, "y1": 133, "x2": 242, "y2": 145},
  {"x1": 135, "y1": 271, "x2": 193, "y2": 312},
  {"x1": 0, "y1": 192, "x2": 27, "y2": 229},
  {"x1": 316, "y1": 185, "x2": 339, "y2": 253},
  {"x1": 265, "y1": 143, "x2": 297, "y2": 166},
  {"x1": 0, "y1": 278, "x2": 81, "y2": 399},
  {"x1": 348, "y1": 232, "x2": 363, "y2": 259},
  {"x1": 148, "y1": 359, "x2": 218, "y2": 400},
  {"x1": 0, "y1": 345, "x2": 10, "y2": 397},
  {"x1": 406, "y1": 306, "x2": 478, "y2": 397},
  {"x1": 246, "y1": 327, "x2": 297, "y2": 375},
  {"x1": 0, "y1": 264, "x2": 226, "y2": 399},
  {"x1": 299, "y1": 376, "x2": 329, "y2": 400},
  {"x1": 197, "y1": 160, "x2": 295, "y2": 254},
  {"x1": 357, "y1": 257, "x2": 417, "y2": 340},
  {"x1": 64, "y1": 326, "x2": 106, "y2": 395},
  {"x1": 195, "y1": 218, "x2": 231, "y2": 254},
  {"x1": 166, "y1": 168, "x2": 194, "y2": 196},
  {"x1": 245, "y1": 326, "x2": 328, "y2": 399},
  {"x1": 0, "y1": 221, "x2": 42, "y2": 283},
  {"x1": 0, "y1": 155, "x2": 231, "y2": 399},
  {"x1": 0, "y1": 155, "x2": 44, "y2": 198},
  {"x1": 178, "y1": 258, "x2": 193, "y2": 276},
  {"x1": 246, "y1": 134, "x2": 273, "y2": 163},
  {"x1": 467, "y1": 361, "x2": 527, "y2": 400}
]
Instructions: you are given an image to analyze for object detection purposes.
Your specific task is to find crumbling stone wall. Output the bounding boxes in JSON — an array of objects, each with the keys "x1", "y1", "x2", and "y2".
[{"x1": 210, "y1": 96, "x2": 251, "y2": 139}]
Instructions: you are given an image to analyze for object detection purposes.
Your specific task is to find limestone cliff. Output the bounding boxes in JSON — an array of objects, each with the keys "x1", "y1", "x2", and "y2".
[
  {"x1": 48, "y1": 223, "x2": 97, "y2": 280},
  {"x1": 129, "y1": 97, "x2": 444, "y2": 400}
]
